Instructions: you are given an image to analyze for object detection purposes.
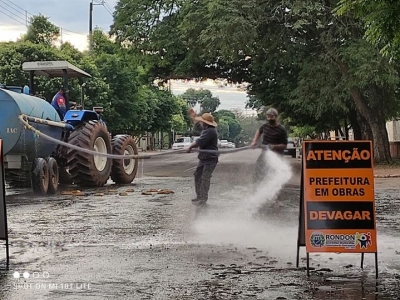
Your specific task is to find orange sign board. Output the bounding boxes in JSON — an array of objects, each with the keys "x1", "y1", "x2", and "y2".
[{"x1": 303, "y1": 141, "x2": 377, "y2": 253}]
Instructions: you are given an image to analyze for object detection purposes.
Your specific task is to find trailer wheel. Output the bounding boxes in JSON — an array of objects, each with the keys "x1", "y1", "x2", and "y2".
[
  {"x1": 46, "y1": 157, "x2": 59, "y2": 194},
  {"x1": 67, "y1": 120, "x2": 112, "y2": 186},
  {"x1": 32, "y1": 158, "x2": 49, "y2": 195},
  {"x1": 111, "y1": 135, "x2": 139, "y2": 184}
]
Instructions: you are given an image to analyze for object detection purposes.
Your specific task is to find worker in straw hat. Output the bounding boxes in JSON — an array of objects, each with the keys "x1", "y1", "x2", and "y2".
[{"x1": 187, "y1": 108, "x2": 219, "y2": 205}]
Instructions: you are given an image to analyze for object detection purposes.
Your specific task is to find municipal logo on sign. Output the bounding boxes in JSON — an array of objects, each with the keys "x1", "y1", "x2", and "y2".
[{"x1": 310, "y1": 232, "x2": 325, "y2": 248}]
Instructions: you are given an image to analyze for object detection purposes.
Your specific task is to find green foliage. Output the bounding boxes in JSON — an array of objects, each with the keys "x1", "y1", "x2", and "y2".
[
  {"x1": 22, "y1": 15, "x2": 60, "y2": 46},
  {"x1": 213, "y1": 109, "x2": 243, "y2": 141},
  {"x1": 232, "y1": 114, "x2": 263, "y2": 147},
  {"x1": 290, "y1": 125, "x2": 317, "y2": 139},
  {"x1": 335, "y1": 0, "x2": 400, "y2": 57},
  {"x1": 214, "y1": 110, "x2": 236, "y2": 121},
  {"x1": 172, "y1": 96, "x2": 191, "y2": 132},
  {"x1": 180, "y1": 88, "x2": 220, "y2": 113},
  {"x1": 0, "y1": 21, "x2": 183, "y2": 137},
  {"x1": 217, "y1": 119, "x2": 229, "y2": 139},
  {"x1": 110, "y1": 0, "x2": 399, "y2": 161}
]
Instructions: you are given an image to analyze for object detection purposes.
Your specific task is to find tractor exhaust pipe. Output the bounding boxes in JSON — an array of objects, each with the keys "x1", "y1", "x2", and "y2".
[{"x1": 81, "y1": 83, "x2": 86, "y2": 110}]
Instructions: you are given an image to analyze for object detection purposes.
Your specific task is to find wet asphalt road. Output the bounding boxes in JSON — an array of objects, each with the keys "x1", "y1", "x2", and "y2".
[{"x1": 0, "y1": 149, "x2": 399, "y2": 299}]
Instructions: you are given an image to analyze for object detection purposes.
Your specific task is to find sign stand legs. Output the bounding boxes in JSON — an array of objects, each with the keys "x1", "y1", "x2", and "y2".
[
  {"x1": 5, "y1": 238, "x2": 9, "y2": 269},
  {"x1": 361, "y1": 253, "x2": 364, "y2": 269},
  {"x1": 306, "y1": 252, "x2": 310, "y2": 277},
  {"x1": 360, "y1": 252, "x2": 379, "y2": 279},
  {"x1": 296, "y1": 160, "x2": 305, "y2": 269}
]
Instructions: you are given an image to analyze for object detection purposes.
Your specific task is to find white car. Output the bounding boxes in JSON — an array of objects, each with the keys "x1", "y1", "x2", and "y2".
[
  {"x1": 172, "y1": 137, "x2": 192, "y2": 150},
  {"x1": 228, "y1": 142, "x2": 235, "y2": 148},
  {"x1": 220, "y1": 140, "x2": 229, "y2": 148},
  {"x1": 283, "y1": 137, "x2": 297, "y2": 158}
]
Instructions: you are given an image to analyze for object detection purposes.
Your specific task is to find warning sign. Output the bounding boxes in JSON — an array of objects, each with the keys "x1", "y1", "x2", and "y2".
[
  {"x1": 303, "y1": 141, "x2": 377, "y2": 253},
  {"x1": 0, "y1": 139, "x2": 7, "y2": 241}
]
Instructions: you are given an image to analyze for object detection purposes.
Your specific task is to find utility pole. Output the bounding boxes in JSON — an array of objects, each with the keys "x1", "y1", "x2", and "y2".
[
  {"x1": 89, "y1": 0, "x2": 105, "y2": 51},
  {"x1": 89, "y1": 1, "x2": 93, "y2": 50}
]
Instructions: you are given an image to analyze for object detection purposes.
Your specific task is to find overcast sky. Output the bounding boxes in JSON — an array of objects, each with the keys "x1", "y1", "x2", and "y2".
[{"x1": 0, "y1": 0, "x2": 117, "y2": 49}]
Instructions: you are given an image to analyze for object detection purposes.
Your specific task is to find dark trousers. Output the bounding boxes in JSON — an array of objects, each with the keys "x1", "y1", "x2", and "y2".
[{"x1": 194, "y1": 162, "x2": 217, "y2": 201}]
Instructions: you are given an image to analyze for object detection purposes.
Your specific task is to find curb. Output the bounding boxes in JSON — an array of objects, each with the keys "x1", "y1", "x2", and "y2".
[{"x1": 374, "y1": 174, "x2": 400, "y2": 178}]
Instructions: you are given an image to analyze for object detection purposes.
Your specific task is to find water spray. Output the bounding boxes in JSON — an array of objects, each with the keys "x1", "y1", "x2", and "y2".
[{"x1": 246, "y1": 148, "x2": 293, "y2": 214}]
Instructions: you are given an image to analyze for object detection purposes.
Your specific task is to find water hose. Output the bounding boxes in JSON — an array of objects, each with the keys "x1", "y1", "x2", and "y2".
[{"x1": 18, "y1": 114, "x2": 252, "y2": 160}]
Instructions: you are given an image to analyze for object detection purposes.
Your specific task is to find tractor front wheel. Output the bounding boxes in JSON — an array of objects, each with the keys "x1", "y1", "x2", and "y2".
[
  {"x1": 111, "y1": 135, "x2": 139, "y2": 184},
  {"x1": 67, "y1": 120, "x2": 112, "y2": 186}
]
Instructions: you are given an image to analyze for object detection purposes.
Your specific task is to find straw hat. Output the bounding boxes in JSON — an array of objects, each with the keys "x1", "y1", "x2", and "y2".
[{"x1": 195, "y1": 113, "x2": 218, "y2": 127}]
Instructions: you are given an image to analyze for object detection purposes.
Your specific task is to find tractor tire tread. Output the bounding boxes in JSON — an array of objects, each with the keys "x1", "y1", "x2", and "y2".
[
  {"x1": 66, "y1": 120, "x2": 112, "y2": 187},
  {"x1": 111, "y1": 135, "x2": 139, "y2": 184}
]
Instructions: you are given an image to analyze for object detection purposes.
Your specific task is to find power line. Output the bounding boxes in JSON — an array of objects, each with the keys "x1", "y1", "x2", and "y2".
[
  {"x1": 0, "y1": 0, "x2": 87, "y2": 36},
  {"x1": 2, "y1": 0, "x2": 32, "y2": 15},
  {"x1": 104, "y1": 1, "x2": 113, "y2": 10},
  {"x1": 103, "y1": 1, "x2": 114, "y2": 16},
  {"x1": 0, "y1": 0, "x2": 29, "y2": 21},
  {"x1": 0, "y1": 9, "x2": 25, "y2": 27},
  {"x1": 0, "y1": 1, "x2": 27, "y2": 24},
  {"x1": 103, "y1": 6, "x2": 113, "y2": 16},
  {"x1": 63, "y1": 28, "x2": 87, "y2": 36},
  {"x1": 93, "y1": 0, "x2": 113, "y2": 17}
]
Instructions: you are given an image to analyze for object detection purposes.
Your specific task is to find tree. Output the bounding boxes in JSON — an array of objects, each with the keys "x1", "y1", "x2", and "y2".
[
  {"x1": 217, "y1": 119, "x2": 230, "y2": 139},
  {"x1": 214, "y1": 110, "x2": 236, "y2": 121},
  {"x1": 23, "y1": 15, "x2": 60, "y2": 46},
  {"x1": 0, "y1": 22, "x2": 183, "y2": 137},
  {"x1": 200, "y1": 94, "x2": 221, "y2": 113},
  {"x1": 0, "y1": 41, "x2": 67, "y2": 96},
  {"x1": 180, "y1": 88, "x2": 220, "y2": 113},
  {"x1": 233, "y1": 113, "x2": 264, "y2": 147},
  {"x1": 335, "y1": 1, "x2": 400, "y2": 58},
  {"x1": 290, "y1": 125, "x2": 317, "y2": 139},
  {"x1": 111, "y1": 0, "x2": 400, "y2": 163},
  {"x1": 214, "y1": 109, "x2": 242, "y2": 141}
]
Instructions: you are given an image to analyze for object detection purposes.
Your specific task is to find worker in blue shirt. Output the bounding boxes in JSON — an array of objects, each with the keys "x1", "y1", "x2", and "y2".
[{"x1": 51, "y1": 88, "x2": 67, "y2": 119}]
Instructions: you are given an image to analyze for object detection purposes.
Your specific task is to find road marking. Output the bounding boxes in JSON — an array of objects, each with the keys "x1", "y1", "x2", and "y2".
[{"x1": 184, "y1": 166, "x2": 198, "y2": 172}]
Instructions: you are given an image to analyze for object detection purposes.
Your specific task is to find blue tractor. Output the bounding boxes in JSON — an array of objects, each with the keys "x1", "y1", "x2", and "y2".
[{"x1": 0, "y1": 61, "x2": 139, "y2": 194}]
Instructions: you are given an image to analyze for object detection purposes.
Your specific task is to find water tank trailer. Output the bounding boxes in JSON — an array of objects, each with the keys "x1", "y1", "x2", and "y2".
[{"x1": 0, "y1": 61, "x2": 139, "y2": 195}]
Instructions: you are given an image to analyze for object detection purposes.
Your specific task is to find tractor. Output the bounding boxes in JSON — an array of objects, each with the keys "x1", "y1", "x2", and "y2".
[{"x1": 0, "y1": 60, "x2": 139, "y2": 194}]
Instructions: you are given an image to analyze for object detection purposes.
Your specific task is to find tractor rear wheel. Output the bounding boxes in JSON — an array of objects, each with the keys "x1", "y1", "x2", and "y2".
[
  {"x1": 46, "y1": 157, "x2": 59, "y2": 194},
  {"x1": 111, "y1": 135, "x2": 139, "y2": 184},
  {"x1": 66, "y1": 120, "x2": 112, "y2": 186},
  {"x1": 32, "y1": 158, "x2": 49, "y2": 195}
]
